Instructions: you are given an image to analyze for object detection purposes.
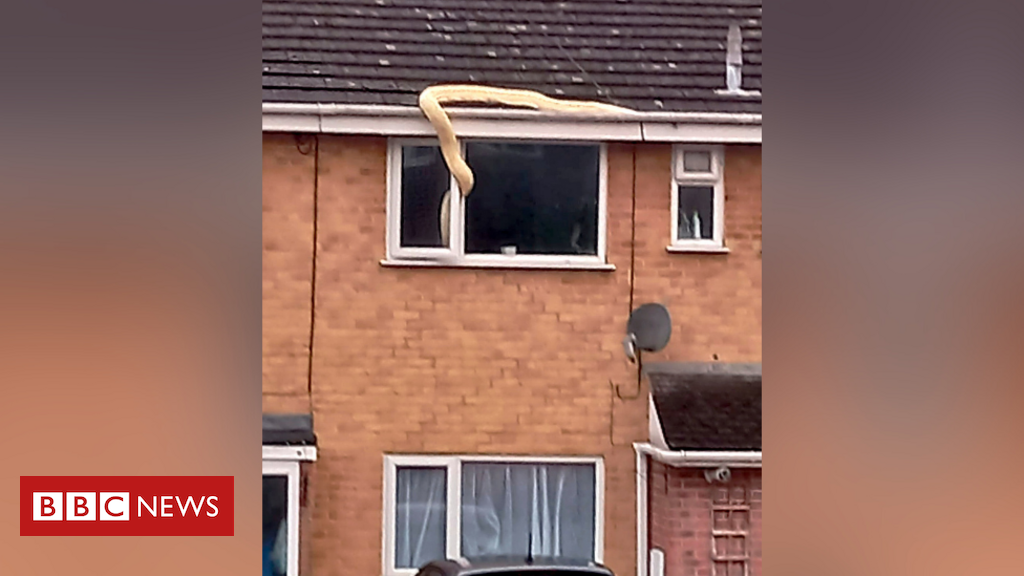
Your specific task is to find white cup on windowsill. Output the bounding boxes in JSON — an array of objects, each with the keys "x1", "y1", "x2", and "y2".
[{"x1": 500, "y1": 245, "x2": 517, "y2": 256}]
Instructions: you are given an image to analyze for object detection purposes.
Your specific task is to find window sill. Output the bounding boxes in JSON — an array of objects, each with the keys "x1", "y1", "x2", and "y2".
[
  {"x1": 380, "y1": 258, "x2": 616, "y2": 271},
  {"x1": 665, "y1": 245, "x2": 731, "y2": 254}
]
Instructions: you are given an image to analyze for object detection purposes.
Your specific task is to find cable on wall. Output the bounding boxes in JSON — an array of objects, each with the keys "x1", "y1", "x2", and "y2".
[
  {"x1": 610, "y1": 144, "x2": 643, "y2": 446},
  {"x1": 295, "y1": 134, "x2": 319, "y2": 411}
]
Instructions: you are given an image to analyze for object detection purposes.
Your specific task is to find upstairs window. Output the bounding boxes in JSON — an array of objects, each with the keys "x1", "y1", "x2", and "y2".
[
  {"x1": 671, "y1": 146, "x2": 725, "y2": 251},
  {"x1": 387, "y1": 140, "x2": 608, "y2": 269}
]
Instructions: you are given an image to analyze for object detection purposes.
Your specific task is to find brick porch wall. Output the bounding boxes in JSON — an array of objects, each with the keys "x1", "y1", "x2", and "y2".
[{"x1": 648, "y1": 460, "x2": 762, "y2": 576}]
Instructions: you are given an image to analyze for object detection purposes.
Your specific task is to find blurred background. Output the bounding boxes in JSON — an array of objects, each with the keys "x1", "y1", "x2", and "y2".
[
  {"x1": 0, "y1": 0, "x2": 261, "y2": 572},
  {"x1": 3, "y1": 0, "x2": 1024, "y2": 574}
]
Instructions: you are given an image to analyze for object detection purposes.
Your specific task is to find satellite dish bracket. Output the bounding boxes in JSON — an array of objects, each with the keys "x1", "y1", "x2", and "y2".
[{"x1": 613, "y1": 354, "x2": 643, "y2": 401}]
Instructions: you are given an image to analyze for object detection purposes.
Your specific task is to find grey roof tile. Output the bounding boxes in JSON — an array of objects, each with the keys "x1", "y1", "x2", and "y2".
[
  {"x1": 263, "y1": 413, "x2": 317, "y2": 445},
  {"x1": 263, "y1": 0, "x2": 762, "y2": 113},
  {"x1": 646, "y1": 362, "x2": 761, "y2": 451}
]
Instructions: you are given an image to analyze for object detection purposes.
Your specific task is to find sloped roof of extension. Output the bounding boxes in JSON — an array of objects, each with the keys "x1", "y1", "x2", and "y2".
[
  {"x1": 647, "y1": 362, "x2": 761, "y2": 451},
  {"x1": 263, "y1": 0, "x2": 762, "y2": 114},
  {"x1": 263, "y1": 413, "x2": 317, "y2": 446}
]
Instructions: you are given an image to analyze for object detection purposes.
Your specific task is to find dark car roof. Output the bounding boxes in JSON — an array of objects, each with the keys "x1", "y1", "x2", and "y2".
[{"x1": 419, "y1": 556, "x2": 614, "y2": 576}]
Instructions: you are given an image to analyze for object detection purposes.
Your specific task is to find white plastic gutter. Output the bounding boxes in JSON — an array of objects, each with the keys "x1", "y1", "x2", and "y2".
[
  {"x1": 262, "y1": 102, "x2": 762, "y2": 125},
  {"x1": 634, "y1": 442, "x2": 762, "y2": 468},
  {"x1": 262, "y1": 103, "x2": 762, "y2": 143},
  {"x1": 262, "y1": 445, "x2": 318, "y2": 462},
  {"x1": 634, "y1": 442, "x2": 761, "y2": 576}
]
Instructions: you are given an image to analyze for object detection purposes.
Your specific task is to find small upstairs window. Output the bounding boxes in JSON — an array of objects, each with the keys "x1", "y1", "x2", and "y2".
[{"x1": 670, "y1": 145, "x2": 726, "y2": 252}]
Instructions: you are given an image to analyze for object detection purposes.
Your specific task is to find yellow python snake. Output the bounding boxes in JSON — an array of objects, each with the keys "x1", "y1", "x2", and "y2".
[{"x1": 417, "y1": 84, "x2": 638, "y2": 245}]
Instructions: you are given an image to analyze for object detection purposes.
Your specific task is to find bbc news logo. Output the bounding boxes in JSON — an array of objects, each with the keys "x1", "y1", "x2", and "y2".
[
  {"x1": 21, "y1": 476, "x2": 233, "y2": 536},
  {"x1": 32, "y1": 491, "x2": 219, "y2": 521}
]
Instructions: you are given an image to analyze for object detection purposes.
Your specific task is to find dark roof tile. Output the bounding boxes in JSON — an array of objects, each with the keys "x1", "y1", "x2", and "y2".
[
  {"x1": 263, "y1": 413, "x2": 317, "y2": 446},
  {"x1": 263, "y1": 0, "x2": 762, "y2": 113},
  {"x1": 647, "y1": 362, "x2": 761, "y2": 451}
]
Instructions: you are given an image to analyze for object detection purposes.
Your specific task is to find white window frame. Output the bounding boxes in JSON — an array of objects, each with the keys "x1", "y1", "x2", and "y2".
[
  {"x1": 264, "y1": 445, "x2": 318, "y2": 462},
  {"x1": 382, "y1": 454, "x2": 605, "y2": 576},
  {"x1": 263, "y1": 459, "x2": 302, "y2": 576},
  {"x1": 669, "y1": 145, "x2": 727, "y2": 253},
  {"x1": 385, "y1": 139, "x2": 610, "y2": 270}
]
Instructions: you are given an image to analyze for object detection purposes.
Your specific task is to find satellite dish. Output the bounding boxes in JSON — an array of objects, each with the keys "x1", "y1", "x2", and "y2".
[{"x1": 623, "y1": 303, "x2": 672, "y2": 362}]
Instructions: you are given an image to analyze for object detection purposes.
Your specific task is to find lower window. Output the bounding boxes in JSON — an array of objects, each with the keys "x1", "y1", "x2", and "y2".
[
  {"x1": 263, "y1": 460, "x2": 300, "y2": 576},
  {"x1": 384, "y1": 456, "x2": 603, "y2": 575}
]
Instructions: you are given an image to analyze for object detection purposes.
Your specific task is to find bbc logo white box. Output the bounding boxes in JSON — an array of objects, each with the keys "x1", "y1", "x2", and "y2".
[
  {"x1": 33, "y1": 492, "x2": 64, "y2": 521},
  {"x1": 99, "y1": 492, "x2": 130, "y2": 520},
  {"x1": 66, "y1": 492, "x2": 97, "y2": 521}
]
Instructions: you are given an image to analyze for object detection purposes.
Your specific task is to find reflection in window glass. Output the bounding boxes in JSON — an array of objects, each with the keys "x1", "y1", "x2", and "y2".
[
  {"x1": 464, "y1": 143, "x2": 600, "y2": 256},
  {"x1": 395, "y1": 467, "x2": 447, "y2": 568},
  {"x1": 677, "y1": 185, "x2": 714, "y2": 240},
  {"x1": 461, "y1": 462, "x2": 596, "y2": 560},
  {"x1": 683, "y1": 150, "x2": 712, "y2": 173},
  {"x1": 263, "y1": 476, "x2": 288, "y2": 576},
  {"x1": 401, "y1": 146, "x2": 450, "y2": 248}
]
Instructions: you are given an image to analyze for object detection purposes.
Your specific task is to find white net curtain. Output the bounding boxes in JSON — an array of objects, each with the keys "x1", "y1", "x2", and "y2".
[{"x1": 395, "y1": 462, "x2": 596, "y2": 568}]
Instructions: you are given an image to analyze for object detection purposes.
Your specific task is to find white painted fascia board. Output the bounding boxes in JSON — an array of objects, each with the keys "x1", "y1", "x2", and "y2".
[
  {"x1": 641, "y1": 122, "x2": 762, "y2": 143},
  {"x1": 262, "y1": 103, "x2": 320, "y2": 134},
  {"x1": 263, "y1": 445, "x2": 318, "y2": 462},
  {"x1": 322, "y1": 114, "x2": 644, "y2": 141},
  {"x1": 261, "y1": 103, "x2": 761, "y2": 143},
  {"x1": 262, "y1": 113, "x2": 320, "y2": 133},
  {"x1": 262, "y1": 102, "x2": 761, "y2": 124},
  {"x1": 633, "y1": 442, "x2": 761, "y2": 468}
]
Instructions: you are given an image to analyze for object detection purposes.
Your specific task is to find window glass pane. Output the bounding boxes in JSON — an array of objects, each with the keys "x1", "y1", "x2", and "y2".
[
  {"x1": 461, "y1": 462, "x2": 596, "y2": 560},
  {"x1": 401, "y1": 146, "x2": 450, "y2": 248},
  {"x1": 683, "y1": 150, "x2": 712, "y2": 173},
  {"x1": 677, "y1": 185, "x2": 714, "y2": 240},
  {"x1": 263, "y1": 475, "x2": 288, "y2": 576},
  {"x1": 464, "y1": 143, "x2": 600, "y2": 256},
  {"x1": 396, "y1": 467, "x2": 447, "y2": 568}
]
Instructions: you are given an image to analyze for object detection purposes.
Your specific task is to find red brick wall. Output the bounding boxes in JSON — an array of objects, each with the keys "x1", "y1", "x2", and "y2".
[
  {"x1": 630, "y1": 143, "x2": 762, "y2": 362},
  {"x1": 648, "y1": 460, "x2": 762, "y2": 576},
  {"x1": 262, "y1": 133, "x2": 762, "y2": 576},
  {"x1": 263, "y1": 133, "x2": 316, "y2": 412}
]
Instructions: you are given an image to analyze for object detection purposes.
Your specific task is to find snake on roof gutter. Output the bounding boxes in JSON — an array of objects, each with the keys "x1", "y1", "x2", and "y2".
[{"x1": 417, "y1": 84, "x2": 638, "y2": 247}]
